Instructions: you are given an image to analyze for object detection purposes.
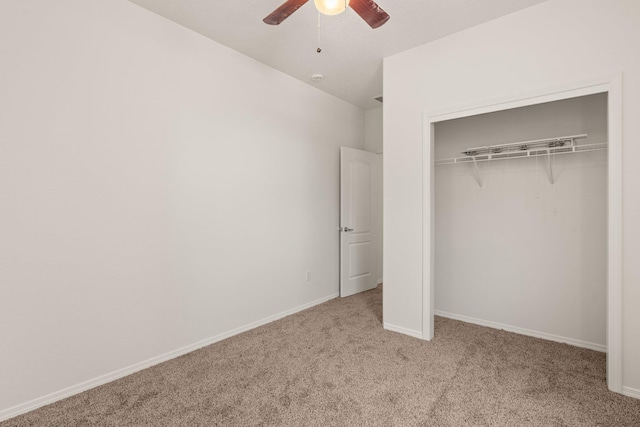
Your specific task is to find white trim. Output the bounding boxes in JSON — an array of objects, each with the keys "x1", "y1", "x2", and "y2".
[
  {"x1": 426, "y1": 76, "x2": 616, "y2": 122},
  {"x1": 377, "y1": 277, "x2": 383, "y2": 285},
  {"x1": 383, "y1": 323, "x2": 423, "y2": 339},
  {"x1": 421, "y1": 117, "x2": 435, "y2": 340},
  {"x1": 0, "y1": 292, "x2": 339, "y2": 423},
  {"x1": 622, "y1": 387, "x2": 640, "y2": 400},
  {"x1": 605, "y1": 74, "x2": 623, "y2": 393},
  {"x1": 435, "y1": 310, "x2": 606, "y2": 353},
  {"x1": 422, "y1": 74, "x2": 623, "y2": 393}
]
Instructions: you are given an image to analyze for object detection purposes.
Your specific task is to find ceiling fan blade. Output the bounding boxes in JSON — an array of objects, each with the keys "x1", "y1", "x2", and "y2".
[
  {"x1": 263, "y1": 0, "x2": 309, "y2": 25},
  {"x1": 349, "y1": 0, "x2": 390, "y2": 29}
]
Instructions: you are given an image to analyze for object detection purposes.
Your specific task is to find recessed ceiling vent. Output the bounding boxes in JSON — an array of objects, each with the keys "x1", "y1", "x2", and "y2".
[{"x1": 373, "y1": 95, "x2": 383, "y2": 103}]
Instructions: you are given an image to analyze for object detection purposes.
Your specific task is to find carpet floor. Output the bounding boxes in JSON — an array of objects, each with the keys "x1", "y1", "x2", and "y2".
[{"x1": 4, "y1": 285, "x2": 640, "y2": 426}]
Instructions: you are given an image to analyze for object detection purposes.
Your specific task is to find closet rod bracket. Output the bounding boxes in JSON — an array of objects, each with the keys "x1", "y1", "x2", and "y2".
[
  {"x1": 546, "y1": 149, "x2": 555, "y2": 184},
  {"x1": 471, "y1": 157, "x2": 482, "y2": 187}
]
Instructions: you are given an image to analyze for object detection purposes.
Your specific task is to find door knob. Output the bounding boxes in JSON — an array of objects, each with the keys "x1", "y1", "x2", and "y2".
[{"x1": 342, "y1": 227, "x2": 354, "y2": 232}]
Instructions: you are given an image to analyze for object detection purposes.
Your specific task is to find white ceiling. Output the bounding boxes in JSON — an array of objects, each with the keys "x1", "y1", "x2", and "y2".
[{"x1": 129, "y1": 0, "x2": 547, "y2": 110}]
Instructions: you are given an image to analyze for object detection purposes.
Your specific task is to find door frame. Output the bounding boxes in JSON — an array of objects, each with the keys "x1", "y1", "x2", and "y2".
[{"x1": 421, "y1": 74, "x2": 623, "y2": 393}]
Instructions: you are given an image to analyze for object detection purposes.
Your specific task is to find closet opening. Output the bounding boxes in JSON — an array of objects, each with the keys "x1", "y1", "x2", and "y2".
[{"x1": 422, "y1": 77, "x2": 622, "y2": 393}]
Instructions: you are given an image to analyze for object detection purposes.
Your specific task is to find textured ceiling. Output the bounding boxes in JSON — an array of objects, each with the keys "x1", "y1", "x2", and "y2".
[{"x1": 129, "y1": 0, "x2": 547, "y2": 110}]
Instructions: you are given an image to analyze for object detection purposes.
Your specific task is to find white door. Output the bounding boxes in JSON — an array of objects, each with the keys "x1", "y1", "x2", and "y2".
[{"x1": 340, "y1": 147, "x2": 378, "y2": 297}]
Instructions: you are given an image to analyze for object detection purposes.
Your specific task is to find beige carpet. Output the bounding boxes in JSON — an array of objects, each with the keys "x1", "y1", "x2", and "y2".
[{"x1": 4, "y1": 285, "x2": 640, "y2": 426}]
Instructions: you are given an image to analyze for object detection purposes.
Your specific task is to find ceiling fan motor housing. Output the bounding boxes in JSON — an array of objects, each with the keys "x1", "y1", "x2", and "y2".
[{"x1": 264, "y1": 0, "x2": 389, "y2": 29}]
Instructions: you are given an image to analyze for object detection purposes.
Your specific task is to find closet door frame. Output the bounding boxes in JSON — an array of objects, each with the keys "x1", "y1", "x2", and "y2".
[{"x1": 421, "y1": 74, "x2": 623, "y2": 393}]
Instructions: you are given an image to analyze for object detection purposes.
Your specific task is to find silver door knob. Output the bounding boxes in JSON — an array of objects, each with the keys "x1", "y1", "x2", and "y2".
[{"x1": 342, "y1": 227, "x2": 354, "y2": 232}]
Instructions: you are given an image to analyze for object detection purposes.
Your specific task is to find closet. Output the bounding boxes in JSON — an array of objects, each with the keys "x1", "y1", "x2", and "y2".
[{"x1": 433, "y1": 93, "x2": 608, "y2": 351}]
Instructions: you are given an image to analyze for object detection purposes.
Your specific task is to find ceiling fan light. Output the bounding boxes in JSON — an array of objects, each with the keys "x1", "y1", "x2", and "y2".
[{"x1": 314, "y1": 0, "x2": 350, "y2": 16}]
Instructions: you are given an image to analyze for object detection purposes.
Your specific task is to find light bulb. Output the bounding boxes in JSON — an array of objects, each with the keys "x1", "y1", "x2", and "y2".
[{"x1": 314, "y1": 0, "x2": 350, "y2": 16}]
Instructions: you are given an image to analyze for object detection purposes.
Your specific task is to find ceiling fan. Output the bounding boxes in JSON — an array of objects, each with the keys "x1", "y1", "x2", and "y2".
[{"x1": 264, "y1": 0, "x2": 390, "y2": 29}]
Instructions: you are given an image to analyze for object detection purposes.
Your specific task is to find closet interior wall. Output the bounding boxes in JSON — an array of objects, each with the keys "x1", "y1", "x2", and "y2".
[{"x1": 434, "y1": 93, "x2": 608, "y2": 350}]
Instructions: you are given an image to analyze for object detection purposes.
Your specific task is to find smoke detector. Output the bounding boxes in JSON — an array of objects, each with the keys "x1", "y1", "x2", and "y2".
[{"x1": 311, "y1": 74, "x2": 324, "y2": 82}]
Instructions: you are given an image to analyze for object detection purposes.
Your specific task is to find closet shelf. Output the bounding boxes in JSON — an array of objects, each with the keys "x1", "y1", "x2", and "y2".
[
  {"x1": 434, "y1": 134, "x2": 607, "y2": 187},
  {"x1": 434, "y1": 134, "x2": 608, "y2": 165},
  {"x1": 435, "y1": 142, "x2": 607, "y2": 165}
]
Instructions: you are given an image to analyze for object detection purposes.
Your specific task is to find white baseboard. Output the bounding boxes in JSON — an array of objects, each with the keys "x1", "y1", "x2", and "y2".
[
  {"x1": 0, "y1": 292, "x2": 339, "y2": 423},
  {"x1": 384, "y1": 323, "x2": 423, "y2": 339},
  {"x1": 622, "y1": 386, "x2": 640, "y2": 400},
  {"x1": 377, "y1": 277, "x2": 383, "y2": 285},
  {"x1": 434, "y1": 310, "x2": 606, "y2": 353}
]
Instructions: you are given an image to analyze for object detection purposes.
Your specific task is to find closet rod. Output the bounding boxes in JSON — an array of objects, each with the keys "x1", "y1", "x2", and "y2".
[
  {"x1": 435, "y1": 142, "x2": 607, "y2": 166},
  {"x1": 434, "y1": 133, "x2": 609, "y2": 166},
  {"x1": 461, "y1": 134, "x2": 587, "y2": 156}
]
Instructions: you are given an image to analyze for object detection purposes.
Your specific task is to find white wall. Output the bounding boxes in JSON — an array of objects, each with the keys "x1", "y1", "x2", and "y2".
[
  {"x1": 365, "y1": 107, "x2": 383, "y2": 154},
  {"x1": 364, "y1": 107, "x2": 383, "y2": 284},
  {"x1": 435, "y1": 94, "x2": 607, "y2": 349},
  {"x1": 0, "y1": 0, "x2": 364, "y2": 416},
  {"x1": 384, "y1": 0, "x2": 640, "y2": 393}
]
